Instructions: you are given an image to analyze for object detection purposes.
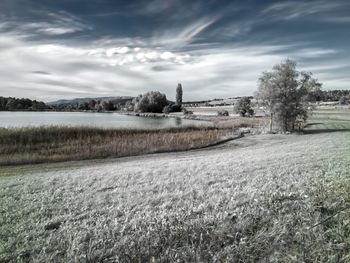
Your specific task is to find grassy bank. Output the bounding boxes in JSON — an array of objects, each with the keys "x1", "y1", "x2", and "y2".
[{"x1": 0, "y1": 126, "x2": 239, "y2": 166}]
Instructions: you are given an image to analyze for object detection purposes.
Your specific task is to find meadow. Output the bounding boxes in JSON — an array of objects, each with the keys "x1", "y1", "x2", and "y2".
[
  {"x1": 186, "y1": 106, "x2": 235, "y2": 115},
  {"x1": 305, "y1": 107, "x2": 350, "y2": 132},
  {"x1": 0, "y1": 109, "x2": 349, "y2": 262}
]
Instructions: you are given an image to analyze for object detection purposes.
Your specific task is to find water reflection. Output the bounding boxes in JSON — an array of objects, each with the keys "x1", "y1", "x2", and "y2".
[{"x1": 175, "y1": 117, "x2": 182, "y2": 126}]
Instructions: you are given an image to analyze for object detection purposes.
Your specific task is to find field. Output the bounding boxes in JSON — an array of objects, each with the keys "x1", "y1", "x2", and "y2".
[
  {"x1": 185, "y1": 106, "x2": 265, "y2": 117},
  {"x1": 0, "y1": 110, "x2": 350, "y2": 262},
  {"x1": 305, "y1": 108, "x2": 350, "y2": 132},
  {"x1": 186, "y1": 106, "x2": 235, "y2": 116}
]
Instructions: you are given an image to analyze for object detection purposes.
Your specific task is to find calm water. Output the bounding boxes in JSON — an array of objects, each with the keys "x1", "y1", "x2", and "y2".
[{"x1": 0, "y1": 112, "x2": 210, "y2": 129}]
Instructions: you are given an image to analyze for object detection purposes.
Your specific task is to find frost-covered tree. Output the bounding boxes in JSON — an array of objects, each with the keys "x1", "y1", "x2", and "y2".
[
  {"x1": 257, "y1": 59, "x2": 322, "y2": 132},
  {"x1": 176, "y1": 83, "x2": 183, "y2": 106},
  {"x1": 234, "y1": 97, "x2": 254, "y2": 117}
]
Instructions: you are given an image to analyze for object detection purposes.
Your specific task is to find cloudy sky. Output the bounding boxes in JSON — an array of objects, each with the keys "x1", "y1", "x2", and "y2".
[{"x1": 0, "y1": 0, "x2": 349, "y2": 102}]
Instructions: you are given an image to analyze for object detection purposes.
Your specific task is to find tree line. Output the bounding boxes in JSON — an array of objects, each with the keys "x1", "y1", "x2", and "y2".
[
  {"x1": 0, "y1": 97, "x2": 48, "y2": 111},
  {"x1": 51, "y1": 84, "x2": 183, "y2": 113},
  {"x1": 53, "y1": 99, "x2": 128, "y2": 112},
  {"x1": 309, "y1": 89, "x2": 350, "y2": 102}
]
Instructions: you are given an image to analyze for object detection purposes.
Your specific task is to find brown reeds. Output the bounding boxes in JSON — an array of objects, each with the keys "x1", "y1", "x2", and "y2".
[{"x1": 0, "y1": 126, "x2": 233, "y2": 166}]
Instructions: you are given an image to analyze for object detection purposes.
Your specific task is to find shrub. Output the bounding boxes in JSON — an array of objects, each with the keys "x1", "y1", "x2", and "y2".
[
  {"x1": 339, "y1": 96, "x2": 348, "y2": 105},
  {"x1": 102, "y1": 101, "x2": 115, "y2": 111},
  {"x1": 125, "y1": 101, "x2": 134, "y2": 111},
  {"x1": 183, "y1": 108, "x2": 193, "y2": 115},
  {"x1": 133, "y1": 91, "x2": 168, "y2": 113},
  {"x1": 217, "y1": 110, "x2": 229, "y2": 116},
  {"x1": 234, "y1": 97, "x2": 254, "y2": 117},
  {"x1": 163, "y1": 104, "x2": 182, "y2": 114}
]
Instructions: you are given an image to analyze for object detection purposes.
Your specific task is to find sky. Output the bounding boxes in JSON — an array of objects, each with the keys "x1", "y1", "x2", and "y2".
[{"x1": 0, "y1": 0, "x2": 349, "y2": 102}]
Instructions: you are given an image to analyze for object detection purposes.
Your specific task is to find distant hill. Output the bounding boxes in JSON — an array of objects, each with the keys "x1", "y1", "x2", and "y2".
[{"x1": 48, "y1": 96, "x2": 134, "y2": 106}]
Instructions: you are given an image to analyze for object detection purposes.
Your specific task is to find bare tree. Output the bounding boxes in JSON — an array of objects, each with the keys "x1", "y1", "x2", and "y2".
[{"x1": 257, "y1": 59, "x2": 322, "y2": 132}]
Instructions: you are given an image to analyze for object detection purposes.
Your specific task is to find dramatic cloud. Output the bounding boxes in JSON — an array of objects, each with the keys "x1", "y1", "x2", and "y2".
[{"x1": 0, "y1": 0, "x2": 349, "y2": 101}]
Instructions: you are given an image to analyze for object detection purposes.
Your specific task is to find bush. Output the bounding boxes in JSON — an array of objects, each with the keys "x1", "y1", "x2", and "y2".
[
  {"x1": 217, "y1": 110, "x2": 229, "y2": 116},
  {"x1": 183, "y1": 108, "x2": 193, "y2": 115},
  {"x1": 163, "y1": 104, "x2": 182, "y2": 114},
  {"x1": 162, "y1": 105, "x2": 171, "y2": 114},
  {"x1": 339, "y1": 96, "x2": 348, "y2": 105},
  {"x1": 234, "y1": 97, "x2": 254, "y2": 117},
  {"x1": 125, "y1": 101, "x2": 134, "y2": 111},
  {"x1": 133, "y1": 91, "x2": 168, "y2": 113},
  {"x1": 102, "y1": 101, "x2": 115, "y2": 111}
]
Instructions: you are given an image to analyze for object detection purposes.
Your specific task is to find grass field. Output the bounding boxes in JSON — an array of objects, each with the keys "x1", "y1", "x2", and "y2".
[
  {"x1": 305, "y1": 108, "x2": 350, "y2": 132},
  {"x1": 0, "y1": 110, "x2": 350, "y2": 262},
  {"x1": 186, "y1": 106, "x2": 234, "y2": 115},
  {"x1": 185, "y1": 106, "x2": 266, "y2": 117}
]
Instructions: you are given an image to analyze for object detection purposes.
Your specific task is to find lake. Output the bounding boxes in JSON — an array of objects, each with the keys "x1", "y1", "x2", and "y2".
[{"x1": 0, "y1": 112, "x2": 211, "y2": 129}]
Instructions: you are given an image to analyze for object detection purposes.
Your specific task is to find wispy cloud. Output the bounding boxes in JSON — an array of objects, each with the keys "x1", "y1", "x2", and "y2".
[
  {"x1": 150, "y1": 16, "x2": 220, "y2": 48},
  {"x1": 138, "y1": 0, "x2": 179, "y2": 15},
  {"x1": 0, "y1": 8, "x2": 92, "y2": 37},
  {"x1": 25, "y1": 22, "x2": 88, "y2": 35},
  {"x1": 262, "y1": 1, "x2": 350, "y2": 23},
  {"x1": 184, "y1": 17, "x2": 218, "y2": 43}
]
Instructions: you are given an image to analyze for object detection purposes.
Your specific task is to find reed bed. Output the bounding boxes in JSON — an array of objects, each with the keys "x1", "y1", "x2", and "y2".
[
  {"x1": 214, "y1": 116, "x2": 268, "y2": 129},
  {"x1": 0, "y1": 126, "x2": 236, "y2": 166}
]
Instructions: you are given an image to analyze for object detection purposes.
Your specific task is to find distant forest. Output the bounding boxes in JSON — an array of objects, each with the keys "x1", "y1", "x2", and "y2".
[
  {"x1": 0, "y1": 89, "x2": 349, "y2": 112},
  {"x1": 310, "y1": 89, "x2": 350, "y2": 102},
  {"x1": 0, "y1": 97, "x2": 48, "y2": 111}
]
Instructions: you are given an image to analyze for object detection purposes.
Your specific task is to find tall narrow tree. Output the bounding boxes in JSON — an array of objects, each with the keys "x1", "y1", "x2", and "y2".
[{"x1": 176, "y1": 83, "x2": 183, "y2": 106}]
